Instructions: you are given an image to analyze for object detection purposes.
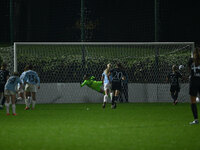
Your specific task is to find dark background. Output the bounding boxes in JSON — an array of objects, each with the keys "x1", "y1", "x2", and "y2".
[{"x1": 0, "y1": 0, "x2": 200, "y2": 44}]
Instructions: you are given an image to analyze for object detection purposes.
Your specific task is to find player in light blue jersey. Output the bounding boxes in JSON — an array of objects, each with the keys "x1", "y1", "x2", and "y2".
[
  {"x1": 16, "y1": 65, "x2": 29, "y2": 103},
  {"x1": 23, "y1": 64, "x2": 40, "y2": 110},
  {"x1": 101, "y1": 63, "x2": 112, "y2": 108},
  {"x1": 4, "y1": 72, "x2": 22, "y2": 115}
]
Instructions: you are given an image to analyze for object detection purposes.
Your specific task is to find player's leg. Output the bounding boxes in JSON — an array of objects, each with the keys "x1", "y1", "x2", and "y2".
[
  {"x1": 11, "y1": 93, "x2": 17, "y2": 115},
  {"x1": 111, "y1": 82, "x2": 120, "y2": 109},
  {"x1": 115, "y1": 90, "x2": 120, "y2": 101},
  {"x1": 190, "y1": 96, "x2": 199, "y2": 124},
  {"x1": 30, "y1": 84, "x2": 37, "y2": 109},
  {"x1": 102, "y1": 83, "x2": 111, "y2": 108},
  {"x1": 4, "y1": 90, "x2": 10, "y2": 115},
  {"x1": 111, "y1": 90, "x2": 120, "y2": 109},
  {"x1": 111, "y1": 82, "x2": 121, "y2": 109},
  {"x1": 16, "y1": 84, "x2": 24, "y2": 102},
  {"x1": 111, "y1": 83, "x2": 116, "y2": 108},
  {"x1": 174, "y1": 88, "x2": 180, "y2": 105},
  {"x1": 111, "y1": 90, "x2": 116, "y2": 108},
  {"x1": 110, "y1": 91, "x2": 113, "y2": 102},
  {"x1": 0, "y1": 84, "x2": 6, "y2": 108},
  {"x1": 31, "y1": 92, "x2": 36, "y2": 109},
  {"x1": 24, "y1": 84, "x2": 31, "y2": 110},
  {"x1": 170, "y1": 86, "x2": 176, "y2": 104},
  {"x1": 171, "y1": 91, "x2": 176, "y2": 104},
  {"x1": 189, "y1": 84, "x2": 199, "y2": 124},
  {"x1": 24, "y1": 92, "x2": 30, "y2": 110},
  {"x1": 102, "y1": 89, "x2": 109, "y2": 108},
  {"x1": 18, "y1": 92, "x2": 24, "y2": 101}
]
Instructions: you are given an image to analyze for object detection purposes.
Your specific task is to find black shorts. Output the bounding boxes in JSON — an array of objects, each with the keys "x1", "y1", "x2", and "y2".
[
  {"x1": 189, "y1": 78, "x2": 200, "y2": 97},
  {"x1": 0, "y1": 84, "x2": 5, "y2": 93},
  {"x1": 170, "y1": 86, "x2": 180, "y2": 93},
  {"x1": 111, "y1": 82, "x2": 122, "y2": 91}
]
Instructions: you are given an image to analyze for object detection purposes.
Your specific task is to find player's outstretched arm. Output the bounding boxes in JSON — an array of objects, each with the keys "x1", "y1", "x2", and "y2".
[{"x1": 80, "y1": 80, "x2": 87, "y2": 87}]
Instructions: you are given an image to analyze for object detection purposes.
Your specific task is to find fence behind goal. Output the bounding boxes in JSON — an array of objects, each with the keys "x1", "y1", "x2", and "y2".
[{"x1": 13, "y1": 42, "x2": 194, "y2": 103}]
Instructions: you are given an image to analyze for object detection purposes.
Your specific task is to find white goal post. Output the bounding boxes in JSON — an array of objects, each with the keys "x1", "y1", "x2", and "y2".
[{"x1": 13, "y1": 42, "x2": 195, "y2": 103}]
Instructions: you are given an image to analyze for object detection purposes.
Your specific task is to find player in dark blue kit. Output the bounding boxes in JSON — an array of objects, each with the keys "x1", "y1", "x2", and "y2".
[
  {"x1": 188, "y1": 47, "x2": 200, "y2": 124},
  {"x1": 108, "y1": 63, "x2": 125, "y2": 109},
  {"x1": 166, "y1": 65, "x2": 182, "y2": 105},
  {"x1": 118, "y1": 64, "x2": 128, "y2": 103},
  {"x1": 0, "y1": 63, "x2": 10, "y2": 109}
]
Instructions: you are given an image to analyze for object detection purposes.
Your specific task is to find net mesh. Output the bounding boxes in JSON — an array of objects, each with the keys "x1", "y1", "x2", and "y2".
[
  {"x1": 0, "y1": 46, "x2": 14, "y2": 73},
  {"x1": 13, "y1": 42, "x2": 193, "y2": 103}
]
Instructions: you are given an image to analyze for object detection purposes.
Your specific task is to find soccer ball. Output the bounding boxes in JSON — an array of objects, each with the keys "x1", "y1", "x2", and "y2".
[
  {"x1": 196, "y1": 97, "x2": 199, "y2": 103},
  {"x1": 179, "y1": 65, "x2": 184, "y2": 70}
]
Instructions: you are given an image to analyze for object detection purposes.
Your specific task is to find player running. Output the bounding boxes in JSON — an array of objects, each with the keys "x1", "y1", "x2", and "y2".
[
  {"x1": 80, "y1": 74, "x2": 104, "y2": 94},
  {"x1": 108, "y1": 63, "x2": 125, "y2": 109},
  {"x1": 23, "y1": 64, "x2": 40, "y2": 110},
  {"x1": 102, "y1": 63, "x2": 112, "y2": 108},
  {"x1": 4, "y1": 72, "x2": 22, "y2": 115},
  {"x1": 0, "y1": 63, "x2": 10, "y2": 109},
  {"x1": 166, "y1": 65, "x2": 182, "y2": 105},
  {"x1": 188, "y1": 47, "x2": 200, "y2": 125}
]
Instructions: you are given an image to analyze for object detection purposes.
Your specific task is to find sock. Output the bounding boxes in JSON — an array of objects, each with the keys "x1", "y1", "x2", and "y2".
[
  {"x1": 5, "y1": 102, "x2": 10, "y2": 114},
  {"x1": 25, "y1": 98, "x2": 30, "y2": 107},
  {"x1": 112, "y1": 96, "x2": 116, "y2": 105},
  {"x1": 110, "y1": 93, "x2": 113, "y2": 101},
  {"x1": 115, "y1": 96, "x2": 119, "y2": 102},
  {"x1": 174, "y1": 92, "x2": 178, "y2": 102},
  {"x1": 12, "y1": 104, "x2": 16, "y2": 114},
  {"x1": 191, "y1": 103, "x2": 198, "y2": 120},
  {"x1": 32, "y1": 100, "x2": 36, "y2": 109},
  {"x1": 104, "y1": 95, "x2": 108, "y2": 103},
  {"x1": 28, "y1": 96, "x2": 32, "y2": 103}
]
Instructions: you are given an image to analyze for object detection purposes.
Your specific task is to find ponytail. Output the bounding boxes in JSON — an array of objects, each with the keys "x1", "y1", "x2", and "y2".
[{"x1": 104, "y1": 63, "x2": 111, "y2": 75}]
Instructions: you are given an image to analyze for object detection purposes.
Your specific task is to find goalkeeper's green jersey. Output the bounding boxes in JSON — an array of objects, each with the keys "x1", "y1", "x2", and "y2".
[{"x1": 80, "y1": 76, "x2": 103, "y2": 92}]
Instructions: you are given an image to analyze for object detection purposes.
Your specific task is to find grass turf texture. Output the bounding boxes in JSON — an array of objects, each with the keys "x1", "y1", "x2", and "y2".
[{"x1": 0, "y1": 103, "x2": 200, "y2": 150}]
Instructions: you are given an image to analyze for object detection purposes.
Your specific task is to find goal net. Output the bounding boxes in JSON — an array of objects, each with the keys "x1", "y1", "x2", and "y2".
[
  {"x1": 13, "y1": 42, "x2": 194, "y2": 103},
  {"x1": 0, "y1": 46, "x2": 14, "y2": 73}
]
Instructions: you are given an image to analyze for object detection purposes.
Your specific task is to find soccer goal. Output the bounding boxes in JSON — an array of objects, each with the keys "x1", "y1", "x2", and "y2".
[{"x1": 13, "y1": 42, "x2": 194, "y2": 103}]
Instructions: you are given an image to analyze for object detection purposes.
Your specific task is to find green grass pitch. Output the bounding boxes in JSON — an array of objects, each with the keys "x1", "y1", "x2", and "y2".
[{"x1": 0, "y1": 103, "x2": 200, "y2": 150}]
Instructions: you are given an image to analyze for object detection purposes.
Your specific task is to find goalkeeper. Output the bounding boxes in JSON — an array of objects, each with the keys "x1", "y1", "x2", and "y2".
[{"x1": 80, "y1": 74, "x2": 104, "y2": 94}]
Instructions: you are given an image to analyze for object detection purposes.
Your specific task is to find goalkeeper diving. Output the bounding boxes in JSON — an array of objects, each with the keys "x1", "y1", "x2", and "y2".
[{"x1": 80, "y1": 74, "x2": 105, "y2": 94}]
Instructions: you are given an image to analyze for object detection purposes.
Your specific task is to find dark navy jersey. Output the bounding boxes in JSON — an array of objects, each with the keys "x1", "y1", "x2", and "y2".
[
  {"x1": 167, "y1": 71, "x2": 182, "y2": 87},
  {"x1": 0, "y1": 69, "x2": 10, "y2": 84},
  {"x1": 110, "y1": 68, "x2": 125, "y2": 83},
  {"x1": 188, "y1": 58, "x2": 200, "y2": 79}
]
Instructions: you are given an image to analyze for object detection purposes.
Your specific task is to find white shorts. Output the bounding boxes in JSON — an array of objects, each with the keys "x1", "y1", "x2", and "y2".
[
  {"x1": 104, "y1": 83, "x2": 111, "y2": 91},
  {"x1": 4, "y1": 90, "x2": 16, "y2": 96},
  {"x1": 25, "y1": 84, "x2": 37, "y2": 93}
]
